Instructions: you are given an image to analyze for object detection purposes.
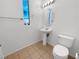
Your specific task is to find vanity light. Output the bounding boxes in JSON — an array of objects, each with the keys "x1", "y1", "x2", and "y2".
[{"x1": 41, "y1": 0, "x2": 55, "y2": 8}]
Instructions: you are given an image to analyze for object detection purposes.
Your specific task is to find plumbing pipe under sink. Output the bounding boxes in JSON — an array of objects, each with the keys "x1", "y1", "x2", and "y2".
[{"x1": 0, "y1": 45, "x2": 4, "y2": 59}]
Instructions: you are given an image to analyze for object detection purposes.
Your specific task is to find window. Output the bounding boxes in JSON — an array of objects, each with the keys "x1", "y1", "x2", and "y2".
[{"x1": 23, "y1": 0, "x2": 30, "y2": 25}]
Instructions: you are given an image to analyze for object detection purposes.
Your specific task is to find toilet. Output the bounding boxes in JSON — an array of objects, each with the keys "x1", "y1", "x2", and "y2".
[{"x1": 53, "y1": 34, "x2": 75, "y2": 59}]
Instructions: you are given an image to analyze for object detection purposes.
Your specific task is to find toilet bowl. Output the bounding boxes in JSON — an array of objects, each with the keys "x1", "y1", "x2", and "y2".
[
  {"x1": 53, "y1": 34, "x2": 75, "y2": 59},
  {"x1": 53, "y1": 45, "x2": 69, "y2": 59}
]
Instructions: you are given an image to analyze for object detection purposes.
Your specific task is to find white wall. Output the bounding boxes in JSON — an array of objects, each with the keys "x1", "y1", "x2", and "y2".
[
  {"x1": 0, "y1": 0, "x2": 22, "y2": 18},
  {"x1": 44, "y1": 0, "x2": 79, "y2": 57},
  {"x1": 0, "y1": 0, "x2": 42, "y2": 56}
]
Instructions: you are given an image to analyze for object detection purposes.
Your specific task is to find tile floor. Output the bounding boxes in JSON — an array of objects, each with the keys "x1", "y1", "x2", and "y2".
[{"x1": 5, "y1": 41, "x2": 75, "y2": 59}]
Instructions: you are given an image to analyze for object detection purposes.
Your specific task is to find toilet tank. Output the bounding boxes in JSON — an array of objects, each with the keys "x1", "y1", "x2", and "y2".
[{"x1": 58, "y1": 34, "x2": 75, "y2": 48}]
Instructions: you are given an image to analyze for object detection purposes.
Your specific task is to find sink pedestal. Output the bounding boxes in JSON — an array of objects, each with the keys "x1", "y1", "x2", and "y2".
[
  {"x1": 40, "y1": 27, "x2": 52, "y2": 46},
  {"x1": 43, "y1": 33, "x2": 47, "y2": 45}
]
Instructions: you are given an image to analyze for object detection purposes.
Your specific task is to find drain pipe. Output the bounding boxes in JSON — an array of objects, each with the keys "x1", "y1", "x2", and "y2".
[{"x1": 0, "y1": 45, "x2": 4, "y2": 59}]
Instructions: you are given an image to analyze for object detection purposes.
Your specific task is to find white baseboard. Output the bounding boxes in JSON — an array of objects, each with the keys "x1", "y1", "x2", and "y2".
[{"x1": 5, "y1": 39, "x2": 41, "y2": 57}]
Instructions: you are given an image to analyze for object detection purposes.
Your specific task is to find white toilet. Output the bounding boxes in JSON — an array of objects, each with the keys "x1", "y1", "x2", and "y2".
[{"x1": 53, "y1": 34, "x2": 75, "y2": 59}]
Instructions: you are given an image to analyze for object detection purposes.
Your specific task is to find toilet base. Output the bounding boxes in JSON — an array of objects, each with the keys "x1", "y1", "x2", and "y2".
[
  {"x1": 53, "y1": 45, "x2": 69, "y2": 59},
  {"x1": 53, "y1": 53, "x2": 68, "y2": 59}
]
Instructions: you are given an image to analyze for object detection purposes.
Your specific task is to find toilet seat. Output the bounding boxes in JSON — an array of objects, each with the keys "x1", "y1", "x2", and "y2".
[{"x1": 53, "y1": 45, "x2": 69, "y2": 57}]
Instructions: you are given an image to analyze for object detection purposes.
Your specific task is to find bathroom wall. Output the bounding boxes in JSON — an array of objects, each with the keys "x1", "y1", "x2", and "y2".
[
  {"x1": 46, "y1": 0, "x2": 79, "y2": 57},
  {"x1": 0, "y1": 0, "x2": 78, "y2": 57},
  {"x1": 0, "y1": 0, "x2": 42, "y2": 56}
]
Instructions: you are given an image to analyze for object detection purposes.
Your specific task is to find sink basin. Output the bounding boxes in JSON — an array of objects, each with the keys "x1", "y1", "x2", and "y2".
[{"x1": 40, "y1": 27, "x2": 52, "y2": 33}]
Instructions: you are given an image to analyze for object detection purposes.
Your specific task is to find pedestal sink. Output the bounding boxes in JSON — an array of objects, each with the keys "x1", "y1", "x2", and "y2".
[{"x1": 40, "y1": 27, "x2": 52, "y2": 46}]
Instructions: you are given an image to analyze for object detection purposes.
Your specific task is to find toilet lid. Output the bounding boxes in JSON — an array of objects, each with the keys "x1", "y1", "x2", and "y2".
[{"x1": 53, "y1": 45, "x2": 69, "y2": 56}]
